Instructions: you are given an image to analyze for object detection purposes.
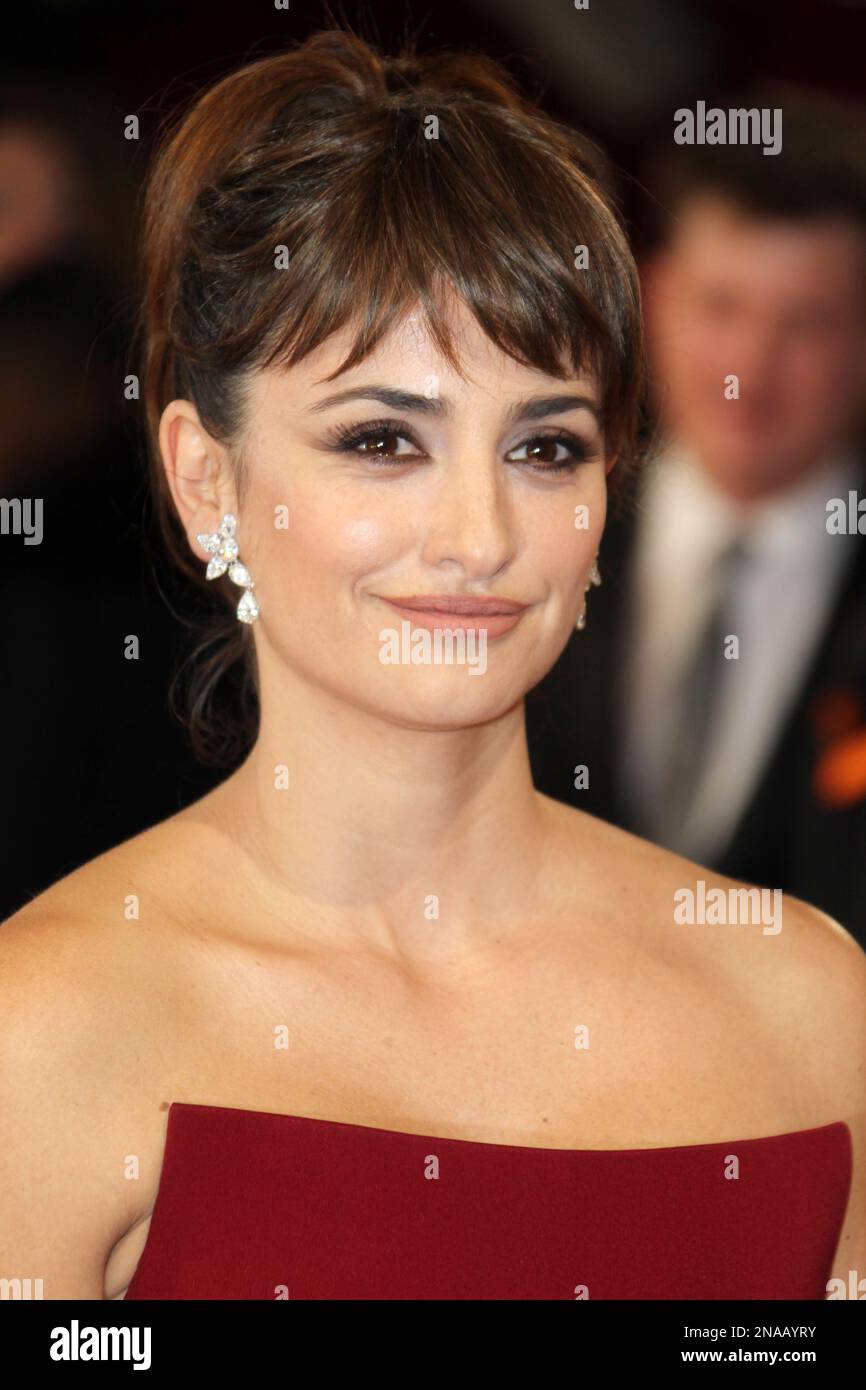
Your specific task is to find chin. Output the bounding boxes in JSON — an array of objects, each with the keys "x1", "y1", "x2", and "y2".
[
  {"x1": 703, "y1": 444, "x2": 811, "y2": 499},
  {"x1": 365, "y1": 671, "x2": 530, "y2": 730}
]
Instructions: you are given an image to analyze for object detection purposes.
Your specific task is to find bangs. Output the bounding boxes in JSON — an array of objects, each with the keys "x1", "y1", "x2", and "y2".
[{"x1": 176, "y1": 96, "x2": 639, "y2": 459}]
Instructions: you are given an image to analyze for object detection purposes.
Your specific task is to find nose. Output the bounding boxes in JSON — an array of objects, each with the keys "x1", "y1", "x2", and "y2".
[
  {"x1": 419, "y1": 446, "x2": 518, "y2": 580},
  {"x1": 722, "y1": 319, "x2": 782, "y2": 398}
]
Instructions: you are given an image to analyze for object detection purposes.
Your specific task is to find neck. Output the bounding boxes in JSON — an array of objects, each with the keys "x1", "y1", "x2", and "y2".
[{"x1": 213, "y1": 661, "x2": 554, "y2": 969}]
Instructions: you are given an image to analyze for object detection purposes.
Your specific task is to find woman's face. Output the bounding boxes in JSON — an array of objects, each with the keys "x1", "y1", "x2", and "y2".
[{"x1": 174, "y1": 297, "x2": 609, "y2": 730}]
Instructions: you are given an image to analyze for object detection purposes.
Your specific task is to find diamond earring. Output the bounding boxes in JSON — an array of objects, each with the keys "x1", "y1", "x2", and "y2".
[
  {"x1": 575, "y1": 555, "x2": 602, "y2": 631},
  {"x1": 195, "y1": 513, "x2": 260, "y2": 624}
]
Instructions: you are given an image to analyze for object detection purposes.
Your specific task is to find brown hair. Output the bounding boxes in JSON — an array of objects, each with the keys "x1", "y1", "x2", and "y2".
[{"x1": 140, "y1": 25, "x2": 646, "y2": 767}]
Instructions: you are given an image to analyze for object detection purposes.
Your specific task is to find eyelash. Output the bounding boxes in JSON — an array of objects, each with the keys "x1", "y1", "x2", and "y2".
[{"x1": 324, "y1": 416, "x2": 593, "y2": 475}]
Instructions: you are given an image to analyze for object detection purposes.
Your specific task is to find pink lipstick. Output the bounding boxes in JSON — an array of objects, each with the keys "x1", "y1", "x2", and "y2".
[{"x1": 376, "y1": 593, "x2": 529, "y2": 636}]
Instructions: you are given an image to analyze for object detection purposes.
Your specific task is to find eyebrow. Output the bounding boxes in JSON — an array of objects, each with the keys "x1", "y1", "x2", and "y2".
[{"x1": 307, "y1": 385, "x2": 601, "y2": 428}]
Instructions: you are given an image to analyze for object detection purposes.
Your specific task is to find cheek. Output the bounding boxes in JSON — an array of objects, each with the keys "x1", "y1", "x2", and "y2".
[
  {"x1": 527, "y1": 468, "x2": 607, "y2": 587},
  {"x1": 767, "y1": 359, "x2": 831, "y2": 436},
  {"x1": 789, "y1": 343, "x2": 858, "y2": 405},
  {"x1": 296, "y1": 512, "x2": 384, "y2": 564},
  {"x1": 335, "y1": 514, "x2": 404, "y2": 568},
  {"x1": 261, "y1": 480, "x2": 414, "y2": 591},
  {"x1": 576, "y1": 463, "x2": 608, "y2": 535}
]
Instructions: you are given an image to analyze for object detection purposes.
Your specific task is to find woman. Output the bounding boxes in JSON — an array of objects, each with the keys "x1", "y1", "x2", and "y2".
[{"x1": 1, "y1": 28, "x2": 863, "y2": 1301}]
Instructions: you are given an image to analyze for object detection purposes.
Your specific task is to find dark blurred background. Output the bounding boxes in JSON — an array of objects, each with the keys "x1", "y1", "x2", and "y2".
[{"x1": 3, "y1": 0, "x2": 866, "y2": 934}]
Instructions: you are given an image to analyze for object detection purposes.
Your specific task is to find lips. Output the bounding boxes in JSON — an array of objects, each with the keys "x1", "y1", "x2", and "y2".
[
  {"x1": 382, "y1": 594, "x2": 528, "y2": 615},
  {"x1": 376, "y1": 593, "x2": 529, "y2": 636}
]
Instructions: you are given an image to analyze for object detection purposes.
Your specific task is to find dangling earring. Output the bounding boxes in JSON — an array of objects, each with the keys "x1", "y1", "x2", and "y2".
[
  {"x1": 196, "y1": 513, "x2": 260, "y2": 624},
  {"x1": 575, "y1": 555, "x2": 602, "y2": 630}
]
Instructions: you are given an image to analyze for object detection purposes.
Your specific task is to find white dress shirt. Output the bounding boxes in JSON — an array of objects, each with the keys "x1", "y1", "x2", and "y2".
[{"x1": 616, "y1": 445, "x2": 862, "y2": 864}]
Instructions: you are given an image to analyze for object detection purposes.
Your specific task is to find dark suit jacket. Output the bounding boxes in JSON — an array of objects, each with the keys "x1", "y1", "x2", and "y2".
[{"x1": 525, "y1": 469, "x2": 866, "y2": 947}]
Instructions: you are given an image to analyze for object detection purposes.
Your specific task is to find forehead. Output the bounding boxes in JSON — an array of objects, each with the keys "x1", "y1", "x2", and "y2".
[
  {"x1": 252, "y1": 296, "x2": 599, "y2": 418},
  {"x1": 670, "y1": 193, "x2": 866, "y2": 298}
]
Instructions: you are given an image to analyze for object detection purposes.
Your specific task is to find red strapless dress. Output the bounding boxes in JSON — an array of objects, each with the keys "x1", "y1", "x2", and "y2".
[{"x1": 123, "y1": 1103, "x2": 851, "y2": 1300}]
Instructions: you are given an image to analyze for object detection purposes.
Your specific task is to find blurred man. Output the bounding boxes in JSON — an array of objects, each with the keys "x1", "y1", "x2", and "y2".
[{"x1": 527, "y1": 91, "x2": 866, "y2": 943}]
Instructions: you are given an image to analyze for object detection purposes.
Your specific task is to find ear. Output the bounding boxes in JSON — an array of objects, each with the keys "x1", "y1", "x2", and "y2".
[{"x1": 159, "y1": 400, "x2": 237, "y2": 557}]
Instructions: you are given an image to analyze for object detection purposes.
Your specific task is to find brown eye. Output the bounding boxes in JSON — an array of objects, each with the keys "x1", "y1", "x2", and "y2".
[
  {"x1": 359, "y1": 430, "x2": 405, "y2": 457},
  {"x1": 527, "y1": 438, "x2": 564, "y2": 466},
  {"x1": 328, "y1": 417, "x2": 429, "y2": 466},
  {"x1": 505, "y1": 432, "x2": 590, "y2": 473}
]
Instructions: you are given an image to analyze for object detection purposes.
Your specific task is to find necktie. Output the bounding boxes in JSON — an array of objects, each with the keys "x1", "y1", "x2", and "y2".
[{"x1": 656, "y1": 536, "x2": 749, "y2": 852}]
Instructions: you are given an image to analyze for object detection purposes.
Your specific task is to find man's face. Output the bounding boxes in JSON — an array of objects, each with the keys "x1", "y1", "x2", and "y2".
[{"x1": 645, "y1": 193, "x2": 866, "y2": 499}]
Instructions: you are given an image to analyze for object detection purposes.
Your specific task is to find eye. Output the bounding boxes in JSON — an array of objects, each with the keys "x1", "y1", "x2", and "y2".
[
  {"x1": 505, "y1": 431, "x2": 592, "y2": 474},
  {"x1": 324, "y1": 418, "x2": 595, "y2": 473},
  {"x1": 327, "y1": 417, "x2": 427, "y2": 465}
]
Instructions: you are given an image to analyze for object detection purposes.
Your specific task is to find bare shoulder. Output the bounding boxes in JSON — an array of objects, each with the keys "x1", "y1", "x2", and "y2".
[
  {"x1": 0, "y1": 811, "x2": 213, "y2": 1296},
  {"x1": 542, "y1": 794, "x2": 866, "y2": 1121},
  {"x1": 0, "y1": 898, "x2": 138, "y2": 1296},
  {"x1": 3, "y1": 796, "x2": 205, "y2": 927},
  {"x1": 762, "y1": 891, "x2": 866, "y2": 1124},
  {"x1": 0, "y1": 802, "x2": 218, "y2": 1070}
]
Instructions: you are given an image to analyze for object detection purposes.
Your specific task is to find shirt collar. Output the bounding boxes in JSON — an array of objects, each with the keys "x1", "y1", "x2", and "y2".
[{"x1": 638, "y1": 443, "x2": 863, "y2": 573}]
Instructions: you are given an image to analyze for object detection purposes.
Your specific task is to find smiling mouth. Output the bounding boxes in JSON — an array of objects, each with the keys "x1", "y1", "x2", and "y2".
[
  {"x1": 374, "y1": 593, "x2": 530, "y2": 635},
  {"x1": 381, "y1": 594, "x2": 528, "y2": 614}
]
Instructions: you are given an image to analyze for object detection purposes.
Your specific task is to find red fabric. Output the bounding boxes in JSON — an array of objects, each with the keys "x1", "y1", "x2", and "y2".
[{"x1": 123, "y1": 1103, "x2": 851, "y2": 1300}]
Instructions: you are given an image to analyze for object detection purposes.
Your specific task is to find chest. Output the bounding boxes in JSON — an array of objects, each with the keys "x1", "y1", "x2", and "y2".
[
  {"x1": 104, "y1": 943, "x2": 807, "y2": 1298},
  {"x1": 162, "y1": 940, "x2": 799, "y2": 1150}
]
